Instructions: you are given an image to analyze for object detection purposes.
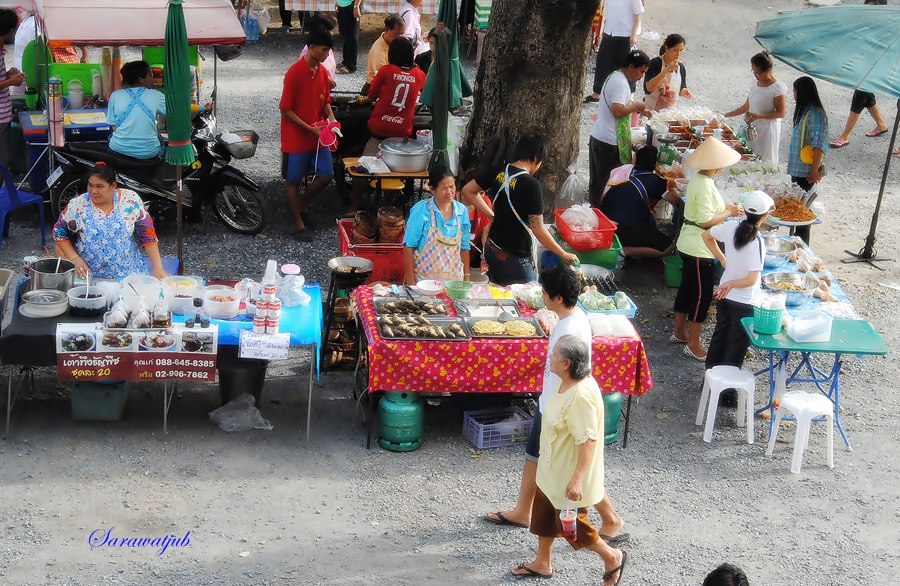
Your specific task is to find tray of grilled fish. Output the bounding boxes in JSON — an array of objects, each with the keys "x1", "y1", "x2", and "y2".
[
  {"x1": 377, "y1": 315, "x2": 470, "y2": 340},
  {"x1": 374, "y1": 298, "x2": 449, "y2": 316}
]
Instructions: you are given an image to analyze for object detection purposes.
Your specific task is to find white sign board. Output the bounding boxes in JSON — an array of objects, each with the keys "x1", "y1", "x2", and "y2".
[{"x1": 239, "y1": 331, "x2": 290, "y2": 360}]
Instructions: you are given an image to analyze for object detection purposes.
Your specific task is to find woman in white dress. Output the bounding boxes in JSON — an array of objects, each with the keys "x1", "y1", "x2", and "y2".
[{"x1": 724, "y1": 52, "x2": 787, "y2": 166}]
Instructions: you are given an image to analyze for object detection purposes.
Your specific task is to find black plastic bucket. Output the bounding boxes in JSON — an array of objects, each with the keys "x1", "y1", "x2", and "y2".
[{"x1": 217, "y1": 346, "x2": 269, "y2": 406}]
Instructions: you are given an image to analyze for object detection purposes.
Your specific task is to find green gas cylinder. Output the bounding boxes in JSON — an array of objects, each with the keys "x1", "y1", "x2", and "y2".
[
  {"x1": 602, "y1": 392, "x2": 623, "y2": 445},
  {"x1": 378, "y1": 392, "x2": 424, "y2": 452}
]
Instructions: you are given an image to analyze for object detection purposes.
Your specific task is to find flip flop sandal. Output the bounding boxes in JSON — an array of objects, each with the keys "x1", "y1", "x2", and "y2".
[
  {"x1": 485, "y1": 512, "x2": 529, "y2": 528},
  {"x1": 669, "y1": 334, "x2": 687, "y2": 344},
  {"x1": 511, "y1": 563, "x2": 553, "y2": 579},
  {"x1": 583, "y1": 95, "x2": 600, "y2": 104},
  {"x1": 683, "y1": 345, "x2": 706, "y2": 361},
  {"x1": 865, "y1": 129, "x2": 888, "y2": 138},
  {"x1": 600, "y1": 533, "x2": 631, "y2": 546},
  {"x1": 829, "y1": 138, "x2": 850, "y2": 148},
  {"x1": 603, "y1": 551, "x2": 628, "y2": 586},
  {"x1": 336, "y1": 65, "x2": 353, "y2": 75}
]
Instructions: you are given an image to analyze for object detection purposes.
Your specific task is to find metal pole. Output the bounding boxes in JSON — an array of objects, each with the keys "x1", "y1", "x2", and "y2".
[
  {"x1": 844, "y1": 98, "x2": 899, "y2": 268},
  {"x1": 176, "y1": 167, "x2": 184, "y2": 275}
]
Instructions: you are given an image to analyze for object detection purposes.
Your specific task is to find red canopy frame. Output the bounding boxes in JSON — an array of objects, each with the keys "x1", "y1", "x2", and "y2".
[{"x1": 33, "y1": 0, "x2": 246, "y2": 48}]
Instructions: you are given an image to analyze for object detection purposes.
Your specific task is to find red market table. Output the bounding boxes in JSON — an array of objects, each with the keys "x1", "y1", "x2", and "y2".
[{"x1": 350, "y1": 287, "x2": 653, "y2": 448}]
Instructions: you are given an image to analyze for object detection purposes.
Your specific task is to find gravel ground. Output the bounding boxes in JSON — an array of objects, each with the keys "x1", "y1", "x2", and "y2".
[{"x1": 1, "y1": 0, "x2": 899, "y2": 584}]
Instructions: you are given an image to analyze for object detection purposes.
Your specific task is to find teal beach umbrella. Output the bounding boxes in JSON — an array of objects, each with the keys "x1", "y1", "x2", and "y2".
[{"x1": 755, "y1": 5, "x2": 900, "y2": 266}]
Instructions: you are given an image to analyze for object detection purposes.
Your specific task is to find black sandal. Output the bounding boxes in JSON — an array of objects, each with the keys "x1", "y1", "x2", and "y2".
[
  {"x1": 511, "y1": 563, "x2": 553, "y2": 579},
  {"x1": 583, "y1": 95, "x2": 600, "y2": 104},
  {"x1": 603, "y1": 551, "x2": 628, "y2": 585}
]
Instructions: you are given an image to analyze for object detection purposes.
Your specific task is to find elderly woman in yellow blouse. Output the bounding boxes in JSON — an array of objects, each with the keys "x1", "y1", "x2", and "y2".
[{"x1": 510, "y1": 335, "x2": 628, "y2": 585}]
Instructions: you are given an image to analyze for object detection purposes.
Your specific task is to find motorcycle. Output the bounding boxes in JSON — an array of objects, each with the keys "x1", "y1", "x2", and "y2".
[{"x1": 46, "y1": 109, "x2": 269, "y2": 235}]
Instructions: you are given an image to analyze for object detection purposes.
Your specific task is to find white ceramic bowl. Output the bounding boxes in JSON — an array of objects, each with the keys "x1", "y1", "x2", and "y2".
[
  {"x1": 416, "y1": 280, "x2": 444, "y2": 297},
  {"x1": 204, "y1": 288, "x2": 240, "y2": 319}
]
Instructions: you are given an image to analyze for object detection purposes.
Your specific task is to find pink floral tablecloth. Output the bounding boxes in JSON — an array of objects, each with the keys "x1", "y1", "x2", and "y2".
[{"x1": 351, "y1": 288, "x2": 653, "y2": 396}]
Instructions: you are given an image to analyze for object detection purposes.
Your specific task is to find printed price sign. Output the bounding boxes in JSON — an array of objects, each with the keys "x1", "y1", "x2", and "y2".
[
  {"x1": 55, "y1": 324, "x2": 218, "y2": 382},
  {"x1": 239, "y1": 331, "x2": 290, "y2": 360}
]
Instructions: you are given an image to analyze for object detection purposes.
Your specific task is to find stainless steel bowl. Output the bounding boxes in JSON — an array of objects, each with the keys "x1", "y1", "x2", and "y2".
[
  {"x1": 328, "y1": 256, "x2": 373, "y2": 276},
  {"x1": 761, "y1": 271, "x2": 819, "y2": 306},
  {"x1": 763, "y1": 238, "x2": 797, "y2": 270},
  {"x1": 379, "y1": 138, "x2": 432, "y2": 173}
]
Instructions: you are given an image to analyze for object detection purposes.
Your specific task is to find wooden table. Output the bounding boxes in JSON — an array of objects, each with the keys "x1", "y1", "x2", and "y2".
[{"x1": 342, "y1": 157, "x2": 429, "y2": 213}]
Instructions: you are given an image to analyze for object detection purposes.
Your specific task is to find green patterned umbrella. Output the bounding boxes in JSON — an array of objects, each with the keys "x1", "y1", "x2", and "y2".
[{"x1": 164, "y1": 0, "x2": 195, "y2": 273}]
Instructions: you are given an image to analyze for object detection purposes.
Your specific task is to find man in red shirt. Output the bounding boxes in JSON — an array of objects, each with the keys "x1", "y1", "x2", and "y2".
[
  {"x1": 279, "y1": 25, "x2": 337, "y2": 241},
  {"x1": 348, "y1": 37, "x2": 425, "y2": 212}
]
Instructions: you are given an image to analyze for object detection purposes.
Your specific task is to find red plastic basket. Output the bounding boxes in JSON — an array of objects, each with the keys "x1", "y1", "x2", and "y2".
[
  {"x1": 553, "y1": 208, "x2": 617, "y2": 251},
  {"x1": 338, "y1": 219, "x2": 405, "y2": 284}
]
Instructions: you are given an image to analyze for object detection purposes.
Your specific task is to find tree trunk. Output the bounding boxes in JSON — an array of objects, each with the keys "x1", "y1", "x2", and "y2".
[{"x1": 460, "y1": 0, "x2": 599, "y2": 210}]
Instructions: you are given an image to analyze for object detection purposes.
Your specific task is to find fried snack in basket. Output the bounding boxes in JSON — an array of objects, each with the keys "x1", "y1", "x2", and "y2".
[
  {"x1": 472, "y1": 320, "x2": 505, "y2": 335},
  {"x1": 773, "y1": 196, "x2": 817, "y2": 222},
  {"x1": 503, "y1": 320, "x2": 537, "y2": 337}
]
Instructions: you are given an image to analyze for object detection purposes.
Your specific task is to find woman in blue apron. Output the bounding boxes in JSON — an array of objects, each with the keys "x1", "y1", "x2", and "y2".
[
  {"x1": 107, "y1": 60, "x2": 167, "y2": 159},
  {"x1": 53, "y1": 163, "x2": 166, "y2": 280}
]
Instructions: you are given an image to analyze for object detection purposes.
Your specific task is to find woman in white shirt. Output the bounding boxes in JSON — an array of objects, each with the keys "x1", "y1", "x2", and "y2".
[
  {"x1": 584, "y1": 0, "x2": 645, "y2": 103},
  {"x1": 724, "y1": 52, "x2": 787, "y2": 166},
  {"x1": 701, "y1": 190, "x2": 774, "y2": 369}
]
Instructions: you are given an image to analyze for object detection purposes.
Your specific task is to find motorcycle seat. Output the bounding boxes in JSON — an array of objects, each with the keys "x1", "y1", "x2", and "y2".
[{"x1": 67, "y1": 143, "x2": 161, "y2": 170}]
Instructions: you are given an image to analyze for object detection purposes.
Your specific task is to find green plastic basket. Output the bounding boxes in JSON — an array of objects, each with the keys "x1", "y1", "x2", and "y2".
[
  {"x1": 554, "y1": 233, "x2": 622, "y2": 269},
  {"x1": 753, "y1": 306, "x2": 783, "y2": 335}
]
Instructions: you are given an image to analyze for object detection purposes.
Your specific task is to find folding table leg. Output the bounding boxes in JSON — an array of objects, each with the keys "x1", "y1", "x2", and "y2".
[
  {"x1": 621, "y1": 395, "x2": 633, "y2": 449},
  {"x1": 306, "y1": 344, "x2": 314, "y2": 443},
  {"x1": 5, "y1": 364, "x2": 11, "y2": 440}
]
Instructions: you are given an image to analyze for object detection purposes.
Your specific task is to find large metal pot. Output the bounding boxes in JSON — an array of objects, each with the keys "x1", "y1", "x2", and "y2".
[
  {"x1": 379, "y1": 138, "x2": 432, "y2": 173},
  {"x1": 30, "y1": 258, "x2": 75, "y2": 292}
]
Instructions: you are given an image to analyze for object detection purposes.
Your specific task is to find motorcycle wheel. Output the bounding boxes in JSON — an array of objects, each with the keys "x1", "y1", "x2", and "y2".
[
  {"x1": 213, "y1": 185, "x2": 268, "y2": 235},
  {"x1": 50, "y1": 175, "x2": 85, "y2": 218}
]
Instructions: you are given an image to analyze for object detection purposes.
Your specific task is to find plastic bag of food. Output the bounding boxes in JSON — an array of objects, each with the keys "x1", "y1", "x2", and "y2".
[
  {"x1": 614, "y1": 292, "x2": 630, "y2": 310},
  {"x1": 277, "y1": 275, "x2": 311, "y2": 307},
  {"x1": 560, "y1": 204, "x2": 599, "y2": 232},
  {"x1": 510, "y1": 283, "x2": 545, "y2": 309},
  {"x1": 555, "y1": 164, "x2": 588, "y2": 209},
  {"x1": 209, "y1": 393, "x2": 273, "y2": 432},
  {"x1": 579, "y1": 290, "x2": 615, "y2": 311},
  {"x1": 535, "y1": 308, "x2": 559, "y2": 335}
]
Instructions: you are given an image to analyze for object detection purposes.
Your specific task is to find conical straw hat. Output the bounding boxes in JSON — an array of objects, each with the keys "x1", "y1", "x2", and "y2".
[{"x1": 684, "y1": 137, "x2": 741, "y2": 170}]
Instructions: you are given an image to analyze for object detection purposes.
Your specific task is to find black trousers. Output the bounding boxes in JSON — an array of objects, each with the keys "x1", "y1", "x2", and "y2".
[
  {"x1": 791, "y1": 175, "x2": 814, "y2": 244},
  {"x1": 705, "y1": 298, "x2": 754, "y2": 369},
  {"x1": 673, "y1": 253, "x2": 716, "y2": 323},
  {"x1": 337, "y1": 5, "x2": 360, "y2": 71},
  {"x1": 592, "y1": 34, "x2": 635, "y2": 94},
  {"x1": 278, "y1": 0, "x2": 294, "y2": 27},
  {"x1": 588, "y1": 136, "x2": 620, "y2": 205}
]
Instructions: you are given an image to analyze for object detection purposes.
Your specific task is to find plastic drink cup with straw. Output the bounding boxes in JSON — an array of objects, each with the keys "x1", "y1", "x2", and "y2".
[{"x1": 559, "y1": 498, "x2": 577, "y2": 543}]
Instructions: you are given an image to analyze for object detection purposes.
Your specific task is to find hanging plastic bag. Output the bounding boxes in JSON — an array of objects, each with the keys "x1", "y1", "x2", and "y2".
[
  {"x1": 447, "y1": 113, "x2": 468, "y2": 175},
  {"x1": 555, "y1": 164, "x2": 588, "y2": 209},
  {"x1": 248, "y1": 3, "x2": 271, "y2": 34},
  {"x1": 209, "y1": 394, "x2": 273, "y2": 432},
  {"x1": 277, "y1": 275, "x2": 311, "y2": 307}
]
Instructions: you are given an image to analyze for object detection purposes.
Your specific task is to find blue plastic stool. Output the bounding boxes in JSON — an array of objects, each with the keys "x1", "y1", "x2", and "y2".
[
  {"x1": 143, "y1": 256, "x2": 180, "y2": 275},
  {"x1": 0, "y1": 163, "x2": 46, "y2": 248}
]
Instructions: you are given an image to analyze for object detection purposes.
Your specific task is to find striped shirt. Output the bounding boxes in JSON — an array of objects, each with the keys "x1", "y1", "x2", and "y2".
[
  {"x1": 787, "y1": 107, "x2": 828, "y2": 178},
  {"x1": 0, "y1": 46, "x2": 12, "y2": 124}
]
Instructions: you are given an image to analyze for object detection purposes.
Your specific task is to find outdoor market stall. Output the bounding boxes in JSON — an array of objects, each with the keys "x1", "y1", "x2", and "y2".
[
  {"x1": 0, "y1": 268, "x2": 323, "y2": 441},
  {"x1": 741, "y1": 237, "x2": 887, "y2": 450},
  {"x1": 349, "y1": 285, "x2": 653, "y2": 448}
]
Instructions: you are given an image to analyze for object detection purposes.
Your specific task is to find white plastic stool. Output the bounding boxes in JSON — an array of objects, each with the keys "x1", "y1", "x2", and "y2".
[
  {"x1": 765, "y1": 391, "x2": 834, "y2": 474},
  {"x1": 695, "y1": 365, "x2": 756, "y2": 444}
]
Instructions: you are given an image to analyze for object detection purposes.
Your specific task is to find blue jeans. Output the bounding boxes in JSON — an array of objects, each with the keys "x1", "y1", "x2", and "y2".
[
  {"x1": 485, "y1": 244, "x2": 535, "y2": 286},
  {"x1": 525, "y1": 409, "x2": 542, "y2": 462}
]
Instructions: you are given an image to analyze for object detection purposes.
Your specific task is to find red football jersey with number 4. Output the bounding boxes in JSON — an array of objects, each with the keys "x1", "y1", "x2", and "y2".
[{"x1": 367, "y1": 64, "x2": 426, "y2": 138}]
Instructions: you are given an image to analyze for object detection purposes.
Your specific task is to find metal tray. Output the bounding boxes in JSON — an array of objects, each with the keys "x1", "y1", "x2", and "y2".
[
  {"x1": 463, "y1": 316, "x2": 547, "y2": 339},
  {"x1": 377, "y1": 316, "x2": 470, "y2": 341},
  {"x1": 453, "y1": 299, "x2": 521, "y2": 319},
  {"x1": 373, "y1": 297, "x2": 450, "y2": 316}
]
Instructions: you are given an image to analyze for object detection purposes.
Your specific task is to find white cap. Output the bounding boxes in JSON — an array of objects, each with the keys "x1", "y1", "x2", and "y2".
[{"x1": 741, "y1": 190, "x2": 775, "y2": 215}]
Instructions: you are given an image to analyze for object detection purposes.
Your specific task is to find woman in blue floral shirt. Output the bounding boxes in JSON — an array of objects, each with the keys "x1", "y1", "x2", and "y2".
[
  {"x1": 53, "y1": 163, "x2": 166, "y2": 280},
  {"x1": 787, "y1": 76, "x2": 828, "y2": 244}
]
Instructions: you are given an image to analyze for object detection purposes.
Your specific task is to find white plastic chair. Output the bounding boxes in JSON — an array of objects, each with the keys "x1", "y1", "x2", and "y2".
[
  {"x1": 696, "y1": 365, "x2": 756, "y2": 444},
  {"x1": 765, "y1": 391, "x2": 834, "y2": 474}
]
